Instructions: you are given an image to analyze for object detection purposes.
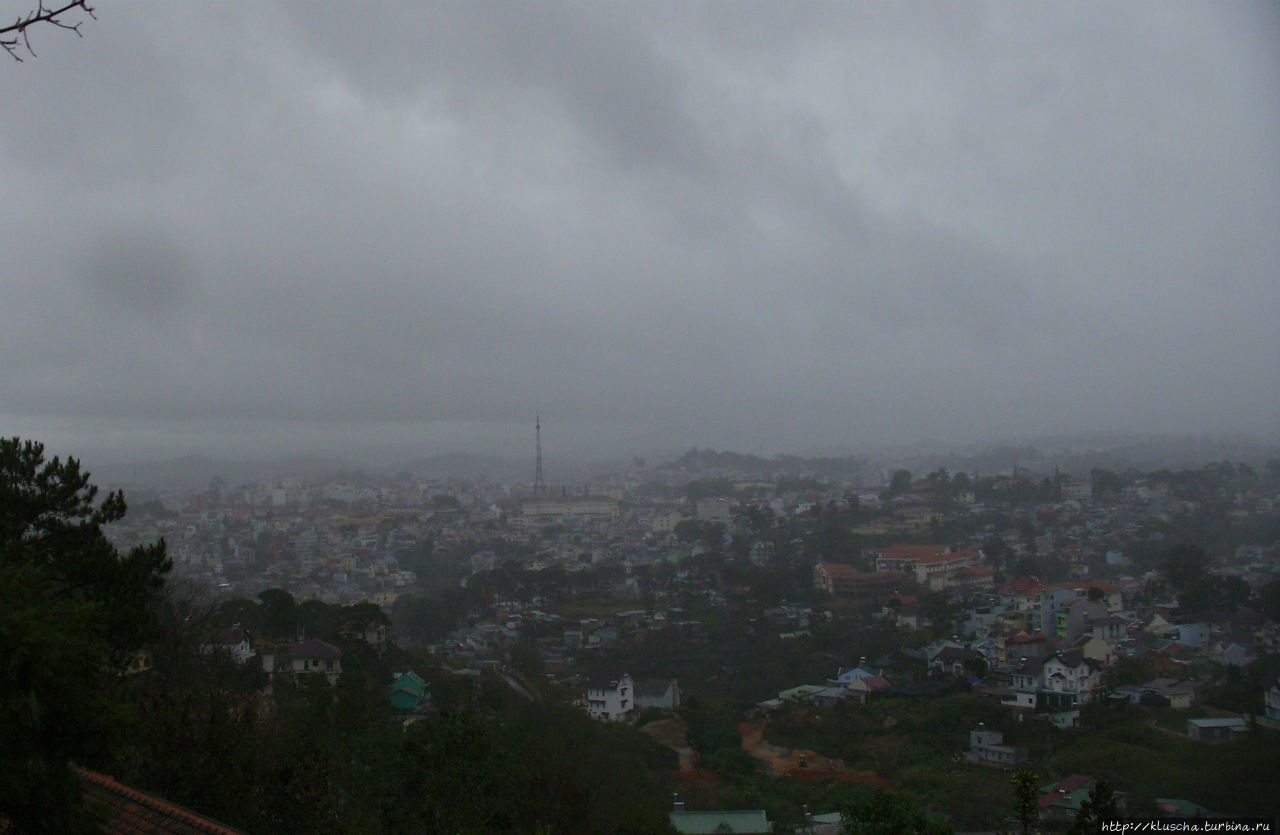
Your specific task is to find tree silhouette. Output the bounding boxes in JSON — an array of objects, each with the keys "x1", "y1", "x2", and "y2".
[
  {"x1": 841, "y1": 788, "x2": 953, "y2": 834},
  {"x1": 1068, "y1": 779, "x2": 1120, "y2": 835},
  {"x1": 2, "y1": 1, "x2": 95, "y2": 61},
  {"x1": 0, "y1": 438, "x2": 170, "y2": 830},
  {"x1": 1161, "y1": 544, "x2": 1209, "y2": 591}
]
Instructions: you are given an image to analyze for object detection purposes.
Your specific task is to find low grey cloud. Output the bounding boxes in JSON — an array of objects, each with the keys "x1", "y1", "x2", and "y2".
[{"x1": 0, "y1": 1, "x2": 1276, "y2": 463}]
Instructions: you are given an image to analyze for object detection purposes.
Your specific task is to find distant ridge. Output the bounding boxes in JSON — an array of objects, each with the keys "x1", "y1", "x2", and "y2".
[
  {"x1": 91, "y1": 454, "x2": 354, "y2": 491},
  {"x1": 81, "y1": 432, "x2": 1278, "y2": 490}
]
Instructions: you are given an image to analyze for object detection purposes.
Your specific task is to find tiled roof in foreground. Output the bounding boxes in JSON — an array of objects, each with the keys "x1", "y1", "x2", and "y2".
[{"x1": 77, "y1": 768, "x2": 244, "y2": 834}]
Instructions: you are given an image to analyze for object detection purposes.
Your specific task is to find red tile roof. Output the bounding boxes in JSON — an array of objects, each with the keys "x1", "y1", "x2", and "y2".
[
  {"x1": 77, "y1": 768, "x2": 245, "y2": 834},
  {"x1": 999, "y1": 578, "x2": 1045, "y2": 596},
  {"x1": 1039, "y1": 773, "x2": 1095, "y2": 809},
  {"x1": 288, "y1": 638, "x2": 343, "y2": 660},
  {"x1": 878, "y1": 544, "x2": 949, "y2": 560},
  {"x1": 1067, "y1": 580, "x2": 1117, "y2": 593}
]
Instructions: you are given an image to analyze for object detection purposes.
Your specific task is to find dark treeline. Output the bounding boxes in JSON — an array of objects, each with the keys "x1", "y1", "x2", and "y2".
[{"x1": 111, "y1": 628, "x2": 679, "y2": 833}]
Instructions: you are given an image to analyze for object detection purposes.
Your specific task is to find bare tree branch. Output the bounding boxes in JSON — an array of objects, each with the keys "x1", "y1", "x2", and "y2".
[{"x1": 2, "y1": 1, "x2": 95, "y2": 62}]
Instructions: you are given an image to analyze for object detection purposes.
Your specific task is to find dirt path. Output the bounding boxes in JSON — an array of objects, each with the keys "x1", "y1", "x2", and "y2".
[
  {"x1": 498, "y1": 671, "x2": 537, "y2": 702},
  {"x1": 640, "y1": 718, "x2": 697, "y2": 772},
  {"x1": 644, "y1": 717, "x2": 887, "y2": 787},
  {"x1": 739, "y1": 720, "x2": 888, "y2": 786}
]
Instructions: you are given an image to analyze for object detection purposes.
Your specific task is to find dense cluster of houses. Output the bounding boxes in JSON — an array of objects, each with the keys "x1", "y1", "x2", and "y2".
[
  {"x1": 104, "y1": 456, "x2": 1280, "y2": 751},
  {"x1": 765, "y1": 534, "x2": 1280, "y2": 738}
]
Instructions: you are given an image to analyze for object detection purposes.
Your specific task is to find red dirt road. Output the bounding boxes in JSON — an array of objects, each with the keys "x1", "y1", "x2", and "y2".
[{"x1": 738, "y1": 720, "x2": 889, "y2": 786}]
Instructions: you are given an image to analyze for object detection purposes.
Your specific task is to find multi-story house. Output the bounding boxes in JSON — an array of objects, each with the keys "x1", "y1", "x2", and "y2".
[
  {"x1": 1072, "y1": 581, "x2": 1123, "y2": 612},
  {"x1": 288, "y1": 638, "x2": 343, "y2": 685},
  {"x1": 998, "y1": 650, "x2": 1099, "y2": 712},
  {"x1": 1056, "y1": 599, "x2": 1110, "y2": 643},
  {"x1": 1041, "y1": 651, "x2": 1100, "y2": 709},
  {"x1": 586, "y1": 671, "x2": 635, "y2": 721},
  {"x1": 967, "y1": 724, "x2": 1027, "y2": 766},
  {"x1": 1033, "y1": 587, "x2": 1081, "y2": 636},
  {"x1": 1086, "y1": 614, "x2": 1127, "y2": 643},
  {"x1": 1002, "y1": 656, "x2": 1045, "y2": 710}
]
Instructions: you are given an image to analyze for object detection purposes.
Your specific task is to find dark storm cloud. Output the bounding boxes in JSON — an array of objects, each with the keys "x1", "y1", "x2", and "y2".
[
  {"x1": 81, "y1": 225, "x2": 198, "y2": 315},
  {"x1": 0, "y1": 1, "x2": 1276, "y2": 459}
]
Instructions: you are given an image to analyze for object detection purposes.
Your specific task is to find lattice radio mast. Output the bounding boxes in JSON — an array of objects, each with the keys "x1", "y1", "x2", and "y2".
[{"x1": 533, "y1": 412, "x2": 546, "y2": 494}]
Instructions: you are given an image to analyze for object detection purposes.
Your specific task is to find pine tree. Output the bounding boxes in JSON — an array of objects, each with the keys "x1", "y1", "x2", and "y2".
[
  {"x1": 1010, "y1": 769, "x2": 1040, "y2": 835},
  {"x1": 1069, "y1": 779, "x2": 1120, "y2": 835},
  {"x1": 0, "y1": 438, "x2": 170, "y2": 831}
]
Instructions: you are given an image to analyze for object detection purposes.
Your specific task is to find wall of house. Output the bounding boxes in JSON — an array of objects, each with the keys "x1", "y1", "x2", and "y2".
[
  {"x1": 587, "y1": 675, "x2": 634, "y2": 720},
  {"x1": 1265, "y1": 687, "x2": 1280, "y2": 721}
]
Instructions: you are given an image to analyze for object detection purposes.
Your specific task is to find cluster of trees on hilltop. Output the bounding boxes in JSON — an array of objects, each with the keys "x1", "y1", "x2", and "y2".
[
  {"x1": 1091, "y1": 460, "x2": 1280, "y2": 501},
  {"x1": 666, "y1": 448, "x2": 866, "y2": 480}
]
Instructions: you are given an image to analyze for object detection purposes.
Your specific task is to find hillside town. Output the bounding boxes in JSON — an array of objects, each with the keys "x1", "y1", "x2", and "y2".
[{"x1": 90, "y1": 448, "x2": 1280, "y2": 829}]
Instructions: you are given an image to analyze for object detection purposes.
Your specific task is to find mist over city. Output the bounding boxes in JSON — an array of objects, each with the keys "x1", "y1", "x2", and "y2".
[{"x1": 3, "y1": 3, "x2": 1279, "y2": 834}]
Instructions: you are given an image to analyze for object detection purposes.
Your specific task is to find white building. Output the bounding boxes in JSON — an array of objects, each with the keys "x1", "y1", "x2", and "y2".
[
  {"x1": 967, "y1": 724, "x2": 1026, "y2": 765},
  {"x1": 200, "y1": 626, "x2": 256, "y2": 666},
  {"x1": 1041, "y1": 651, "x2": 1101, "y2": 709},
  {"x1": 586, "y1": 671, "x2": 635, "y2": 721},
  {"x1": 650, "y1": 509, "x2": 686, "y2": 535}
]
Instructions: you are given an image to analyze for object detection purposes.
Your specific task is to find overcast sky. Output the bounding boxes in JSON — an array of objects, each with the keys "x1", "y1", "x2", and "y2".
[{"x1": 2, "y1": 1, "x2": 1277, "y2": 463}]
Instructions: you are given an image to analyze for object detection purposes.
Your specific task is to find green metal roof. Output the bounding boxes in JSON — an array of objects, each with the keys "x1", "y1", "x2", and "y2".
[
  {"x1": 669, "y1": 810, "x2": 772, "y2": 834},
  {"x1": 390, "y1": 670, "x2": 427, "y2": 696}
]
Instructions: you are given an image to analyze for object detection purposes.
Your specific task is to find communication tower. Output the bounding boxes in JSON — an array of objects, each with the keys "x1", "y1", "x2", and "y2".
[{"x1": 533, "y1": 412, "x2": 546, "y2": 494}]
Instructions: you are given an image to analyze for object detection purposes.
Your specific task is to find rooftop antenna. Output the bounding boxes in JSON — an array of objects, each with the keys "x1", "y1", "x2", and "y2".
[{"x1": 534, "y1": 412, "x2": 546, "y2": 495}]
